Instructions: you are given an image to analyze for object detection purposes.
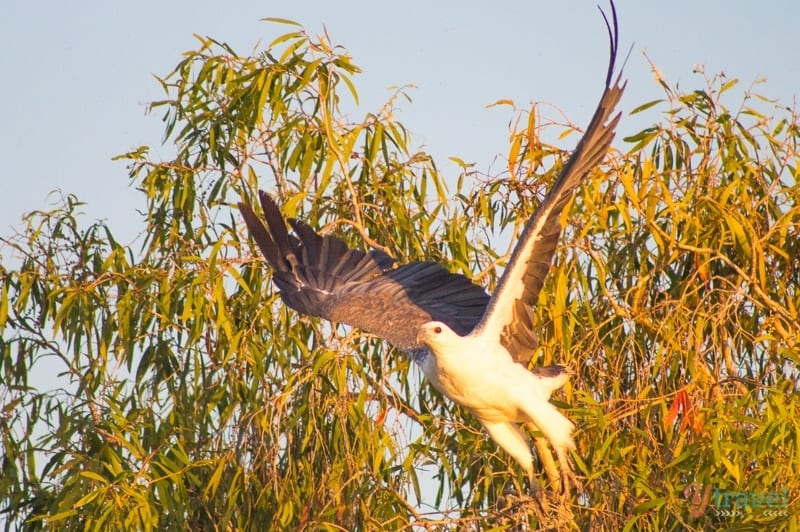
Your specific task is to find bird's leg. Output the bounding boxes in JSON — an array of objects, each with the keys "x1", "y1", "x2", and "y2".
[
  {"x1": 482, "y1": 422, "x2": 550, "y2": 513},
  {"x1": 533, "y1": 435, "x2": 560, "y2": 491},
  {"x1": 554, "y1": 444, "x2": 582, "y2": 496}
]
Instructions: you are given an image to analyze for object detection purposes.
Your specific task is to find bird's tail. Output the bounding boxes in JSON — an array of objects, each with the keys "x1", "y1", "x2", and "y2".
[
  {"x1": 531, "y1": 364, "x2": 570, "y2": 398},
  {"x1": 521, "y1": 396, "x2": 575, "y2": 451}
]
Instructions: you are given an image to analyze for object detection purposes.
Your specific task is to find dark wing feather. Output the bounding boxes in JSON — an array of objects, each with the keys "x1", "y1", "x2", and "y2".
[
  {"x1": 238, "y1": 191, "x2": 489, "y2": 350},
  {"x1": 475, "y1": 0, "x2": 627, "y2": 364}
]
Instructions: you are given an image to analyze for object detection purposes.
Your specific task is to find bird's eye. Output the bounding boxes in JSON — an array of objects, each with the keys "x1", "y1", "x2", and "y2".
[{"x1": 434, "y1": 326, "x2": 442, "y2": 334}]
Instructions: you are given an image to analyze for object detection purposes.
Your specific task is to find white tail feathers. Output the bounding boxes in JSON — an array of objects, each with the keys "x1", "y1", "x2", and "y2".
[
  {"x1": 521, "y1": 391, "x2": 575, "y2": 451},
  {"x1": 529, "y1": 365, "x2": 570, "y2": 401}
]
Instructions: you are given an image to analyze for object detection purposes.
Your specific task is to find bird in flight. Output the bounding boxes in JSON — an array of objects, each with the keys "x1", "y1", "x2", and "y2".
[{"x1": 239, "y1": 0, "x2": 625, "y2": 510}]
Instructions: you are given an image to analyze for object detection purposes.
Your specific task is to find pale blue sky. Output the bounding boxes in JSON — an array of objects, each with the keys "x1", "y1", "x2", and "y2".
[{"x1": 1, "y1": 1, "x2": 797, "y2": 243}]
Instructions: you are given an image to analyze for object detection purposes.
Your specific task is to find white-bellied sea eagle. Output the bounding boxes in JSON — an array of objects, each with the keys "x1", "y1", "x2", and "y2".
[{"x1": 238, "y1": 0, "x2": 626, "y2": 509}]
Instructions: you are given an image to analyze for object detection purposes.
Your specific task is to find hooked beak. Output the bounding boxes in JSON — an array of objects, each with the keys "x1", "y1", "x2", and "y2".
[{"x1": 415, "y1": 327, "x2": 428, "y2": 346}]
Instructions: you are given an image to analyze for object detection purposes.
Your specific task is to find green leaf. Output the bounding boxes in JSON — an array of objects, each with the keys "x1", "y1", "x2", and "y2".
[
  {"x1": 261, "y1": 17, "x2": 302, "y2": 26},
  {"x1": 630, "y1": 99, "x2": 664, "y2": 114}
]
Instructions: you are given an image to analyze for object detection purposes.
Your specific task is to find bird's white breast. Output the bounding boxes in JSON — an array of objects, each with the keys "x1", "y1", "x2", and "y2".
[{"x1": 425, "y1": 336, "x2": 531, "y2": 422}]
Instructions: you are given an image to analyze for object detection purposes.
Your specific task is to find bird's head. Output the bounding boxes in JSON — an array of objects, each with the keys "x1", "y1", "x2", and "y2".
[{"x1": 416, "y1": 321, "x2": 462, "y2": 356}]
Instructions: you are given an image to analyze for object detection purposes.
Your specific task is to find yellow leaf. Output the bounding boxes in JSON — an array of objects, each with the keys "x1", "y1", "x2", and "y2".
[{"x1": 486, "y1": 98, "x2": 515, "y2": 108}]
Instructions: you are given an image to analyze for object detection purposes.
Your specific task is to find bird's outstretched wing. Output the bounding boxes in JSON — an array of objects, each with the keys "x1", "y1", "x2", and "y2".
[
  {"x1": 238, "y1": 191, "x2": 490, "y2": 351},
  {"x1": 472, "y1": 1, "x2": 627, "y2": 364}
]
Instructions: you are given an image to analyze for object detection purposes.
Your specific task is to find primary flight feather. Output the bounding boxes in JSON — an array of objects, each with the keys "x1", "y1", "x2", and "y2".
[{"x1": 239, "y1": 0, "x2": 625, "y2": 507}]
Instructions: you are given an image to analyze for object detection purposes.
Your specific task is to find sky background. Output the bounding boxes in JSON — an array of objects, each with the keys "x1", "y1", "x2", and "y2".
[{"x1": 1, "y1": 1, "x2": 798, "y2": 245}]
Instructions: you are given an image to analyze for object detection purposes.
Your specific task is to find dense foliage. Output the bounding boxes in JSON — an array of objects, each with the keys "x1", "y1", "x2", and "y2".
[{"x1": 2, "y1": 21, "x2": 798, "y2": 530}]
